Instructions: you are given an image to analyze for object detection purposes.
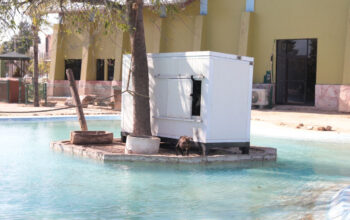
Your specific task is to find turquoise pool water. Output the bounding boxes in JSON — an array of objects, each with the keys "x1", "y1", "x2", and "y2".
[{"x1": 0, "y1": 120, "x2": 349, "y2": 219}]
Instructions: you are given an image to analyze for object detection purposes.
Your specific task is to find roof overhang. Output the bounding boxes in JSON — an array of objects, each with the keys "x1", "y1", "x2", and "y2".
[{"x1": 0, "y1": 52, "x2": 31, "y2": 60}]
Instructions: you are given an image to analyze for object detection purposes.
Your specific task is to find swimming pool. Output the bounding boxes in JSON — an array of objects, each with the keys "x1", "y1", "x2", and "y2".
[{"x1": 0, "y1": 119, "x2": 349, "y2": 219}]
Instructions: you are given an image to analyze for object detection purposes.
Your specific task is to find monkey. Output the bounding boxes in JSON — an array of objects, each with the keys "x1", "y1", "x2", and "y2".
[{"x1": 175, "y1": 136, "x2": 193, "y2": 156}]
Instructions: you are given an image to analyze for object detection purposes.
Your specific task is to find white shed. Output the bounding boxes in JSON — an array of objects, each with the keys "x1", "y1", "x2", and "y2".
[{"x1": 121, "y1": 51, "x2": 254, "y2": 154}]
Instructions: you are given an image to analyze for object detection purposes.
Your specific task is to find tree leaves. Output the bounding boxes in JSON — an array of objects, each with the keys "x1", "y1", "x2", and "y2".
[{"x1": 1, "y1": 21, "x2": 33, "y2": 54}]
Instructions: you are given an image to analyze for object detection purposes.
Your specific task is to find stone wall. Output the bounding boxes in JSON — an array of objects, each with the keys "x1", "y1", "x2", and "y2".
[
  {"x1": 47, "y1": 80, "x2": 122, "y2": 110},
  {"x1": 47, "y1": 80, "x2": 121, "y2": 98},
  {"x1": 253, "y1": 83, "x2": 350, "y2": 112}
]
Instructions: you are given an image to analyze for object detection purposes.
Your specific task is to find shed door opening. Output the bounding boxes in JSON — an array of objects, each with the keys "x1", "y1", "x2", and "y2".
[
  {"x1": 64, "y1": 59, "x2": 81, "y2": 80},
  {"x1": 191, "y1": 77, "x2": 202, "y2": 116},
  {"x1": 276, "y1": 39, "x2": 317, "y2": 105}
]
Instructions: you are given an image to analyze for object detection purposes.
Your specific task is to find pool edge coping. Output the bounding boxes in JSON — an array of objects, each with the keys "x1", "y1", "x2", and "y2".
[{"x1": 0, "y1": 114, "x2": 121, "y2": 121}]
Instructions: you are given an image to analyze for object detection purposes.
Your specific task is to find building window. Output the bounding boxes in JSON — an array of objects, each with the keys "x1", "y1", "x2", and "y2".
[
  {"x1": 246, "y1": 0, "x2": 255, "y2": 12},
  {"x1": 107, "y1": 59, "x2": 115, "y2": 81},
  {"x1": 191, "y1": 77, "x2": 202, "y2": 116},
  {"x1": 64, "y1": 59, "x2": 81, "y2": 80},
  {"x1": 96, "y1": 59, "x2": 104, "y2": 81}
]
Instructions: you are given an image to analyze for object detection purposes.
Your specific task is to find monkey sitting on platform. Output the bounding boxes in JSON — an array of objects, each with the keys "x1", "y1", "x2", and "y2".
[{"x1": 175, "y1": 136, "x2": 193, "y2": 156}]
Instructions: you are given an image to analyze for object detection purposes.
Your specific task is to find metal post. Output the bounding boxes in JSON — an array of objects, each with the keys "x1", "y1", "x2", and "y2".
[
  {"x1": 18, "y1": 78, "x2": 21, "y2": 103},
  {"x1": 43, "y1": 83, "x2": 47, "y2": 105},
  {"x1": 6, "y1": 80, "x2": 9, "y2": 103},
  {"x1": 21, "y1": 60, "x2": 23, "y2": 77},
  {"x1": 66, "y1": 69, "x2": 88, "y2": 131},
  {"x1": 25, "y1": 84, "x2": 28, "y2": 104}
]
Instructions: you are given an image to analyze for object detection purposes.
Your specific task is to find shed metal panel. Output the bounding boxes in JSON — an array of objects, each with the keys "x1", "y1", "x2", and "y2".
[
  {"x1": 121, "y1": 51, "x2": 253, "y2": 145},
  {"x1": 206, "y1": 58, "x2": 253, "y2": 142}
]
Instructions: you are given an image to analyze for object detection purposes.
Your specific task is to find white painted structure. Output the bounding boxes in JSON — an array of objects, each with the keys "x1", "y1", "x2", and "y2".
[
  {"x1": 252, "y1": 88, "x2": 269, "y2": 106},
  {"x1": 121, "y1": 51, "x2": 254, "y2": 147}
]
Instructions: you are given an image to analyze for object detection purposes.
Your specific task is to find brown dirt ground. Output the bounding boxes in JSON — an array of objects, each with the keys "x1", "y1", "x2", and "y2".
[
  {"x1": 0, "y1": 101, "x2": 119, "y2": 116},
  {"x1": 252, "y1": 108, "x2": 350, "y2": 134}
]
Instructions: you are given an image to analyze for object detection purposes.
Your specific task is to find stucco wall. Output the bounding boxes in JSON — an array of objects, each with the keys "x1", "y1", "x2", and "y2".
[
  {"x1": 50, "y1": 0, "x2": 350, "y2": 86},
  {"x1": 250, "y1": 0, "x2": 350, "y2": 84},
  {"x1": 63, "y1": 29, "x2": 84, "y2": 59},
  {"x1": 49, "y1": 2, "x2": 201, "y2": 82},
  {"x1": 159, "y1": 1, "x2": 200, "y2": 52},
  {"x1": 94, "y1": 28, "x2": 119, "y2": 59},
  {"x1": 205, "y1": 0, "x2": 245, "y2": 54}
]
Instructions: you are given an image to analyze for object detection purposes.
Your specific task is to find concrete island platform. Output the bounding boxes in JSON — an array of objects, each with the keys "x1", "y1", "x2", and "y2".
[{"x1": 50, "y1": 139, "x2": 277, "y2": 164}]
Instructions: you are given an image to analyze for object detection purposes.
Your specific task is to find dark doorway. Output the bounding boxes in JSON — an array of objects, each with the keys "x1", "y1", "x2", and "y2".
[
  {"x1": 64, "y1": 59, "x2": 81, "y2": 80},
  {"x1": 96, "y1": 59, "x2": 105, "y2": 81},
  {"x1": 276, "y1": 39, "x2": 317, "y2": 105},
  {"x1": 107, "y1": 59, "x2": 115, "y2": 81}
]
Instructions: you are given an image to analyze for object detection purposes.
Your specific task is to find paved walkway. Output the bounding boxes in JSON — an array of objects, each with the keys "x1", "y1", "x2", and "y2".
[
  {"x1": 0, "y1": 102, "x2": 119, "y2": 117},
  {"x1": 1, "y1": 102, "x2": 349, "y2": 134},
  {"x1": 252, "y1": 109, "x2": 350, "y2": 134}
]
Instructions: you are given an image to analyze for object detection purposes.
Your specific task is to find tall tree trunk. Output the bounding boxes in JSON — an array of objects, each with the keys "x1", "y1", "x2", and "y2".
[
  {"x1": 127, "y1": 0, "x2": 151, "y2": 136},
  {"x1": 32, "y1": 24, "x2": 39, "y2": 107}
]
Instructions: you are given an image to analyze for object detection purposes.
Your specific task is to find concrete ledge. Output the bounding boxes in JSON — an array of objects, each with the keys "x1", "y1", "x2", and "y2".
[
  {"x1": 50, "y1": 139, "x2": 277, "y2": 164},
  {"x1": 0, "y1": 114, "x2": 120, "y2": 122}
]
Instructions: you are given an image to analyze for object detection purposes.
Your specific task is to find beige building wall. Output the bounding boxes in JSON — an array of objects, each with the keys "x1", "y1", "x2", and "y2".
[
  {"x1": 48, "y1": 0, "x2": 350, "y2": 111},
  {"x1": 205, "y1": 0, "x2": 246, "y2": 54},
  {"x1": 49, "y1": 0, "x2": 350, "y2": 85},
  {"x1": 159, "y1": 1, "x2": 201, "y2": 52},
  {"x1": 63, "y1": 28, "x2": 84, "y2": 59},
  {"x1": 250, "y1": 0, "x2": 350, "y2": 85}
]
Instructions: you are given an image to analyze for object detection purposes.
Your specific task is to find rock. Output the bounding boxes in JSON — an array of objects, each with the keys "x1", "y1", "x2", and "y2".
[
  {"x1": 317, "y1": 126, "x2": 326, "y2": 131},
  {"x1": 40, "y1": 101, "x2": 56, "y2": 107},
  {"x1": 65, "y1": 97, "x2": 88, "y2": 108},
  {"x1": 80, "y1": 95, "x2": 95, "y2": 106},
  {"x1": 325, "y1": 126, "x2": 332, "y2": 131},
  {"x1": 296, "y1": 123, "x2": 304, "y2": 129},
  {"x1": 94, "y1": 100, "x2": 109, "y2": 106},
  {"x1": 94, "y1": 97, "x2": 112, "y2": 107},
  {"x1": 317, "y1": 126, "x2": 332, "y2": 131},
  {"x1": 64, "y1": 97, "x2": 74, "y2": 107},
  {"x1": 306, "y1": 126, "x2": 314, "y2": 130}
]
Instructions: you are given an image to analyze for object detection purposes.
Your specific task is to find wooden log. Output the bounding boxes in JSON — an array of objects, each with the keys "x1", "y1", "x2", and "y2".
[
  {"x1": 66, "y1": 69, "x2": 88, "y2": 131},
  {"x1": 70, "y1": 131, "x2": 113, "y2": 145}
]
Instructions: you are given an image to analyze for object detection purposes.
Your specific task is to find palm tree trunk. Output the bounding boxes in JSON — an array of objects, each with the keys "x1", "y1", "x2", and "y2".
[
  {"x1": 126, "y1": 0, "x2": 151, "y2": 136},
  {"x1": 32, "y1": 24, "x2": 39, "y2": 107}
]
